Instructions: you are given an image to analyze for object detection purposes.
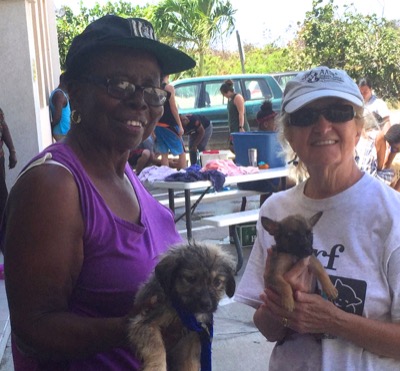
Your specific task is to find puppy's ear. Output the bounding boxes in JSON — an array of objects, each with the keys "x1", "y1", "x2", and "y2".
[
  {"x1": 261, "y1": 216, "x2": 280, "y2": 236},
  {"x1": 155, "y1": 252, "x2": 181, "y2": 295},
  {"x1": 225, "y1": 274, "x2": 236, "y2": 298},
  {"x1": 309, "y1": 211, "x2": 323, "y2": 227}
]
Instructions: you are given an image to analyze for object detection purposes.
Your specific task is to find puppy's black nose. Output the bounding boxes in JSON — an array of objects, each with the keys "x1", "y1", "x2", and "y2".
[
  {"x1": 295, "y1": 243, "x2": 313, "y2": 258},
  {"x1": 199, "y1": 295, "x2": 214, "y2": 311}
]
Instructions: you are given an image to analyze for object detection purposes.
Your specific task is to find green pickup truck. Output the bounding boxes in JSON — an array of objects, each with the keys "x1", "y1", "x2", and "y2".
[{"x1": 171, "y1": 74, "x2": 283, "y2": 149}]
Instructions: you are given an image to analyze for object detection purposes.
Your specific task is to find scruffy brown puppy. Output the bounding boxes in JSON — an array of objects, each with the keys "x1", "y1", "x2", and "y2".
[
  {"x1": 262, "y1": 212, "x2": 338, "y2": 312},
  {"x1": 128, "y1": 242, "x2": 236, "y2": 371}
]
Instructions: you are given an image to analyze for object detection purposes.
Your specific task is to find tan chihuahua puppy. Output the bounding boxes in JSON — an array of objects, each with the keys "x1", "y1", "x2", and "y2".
[{"x1": 262, "y1": 212, "x2": 338, "y2": 312}]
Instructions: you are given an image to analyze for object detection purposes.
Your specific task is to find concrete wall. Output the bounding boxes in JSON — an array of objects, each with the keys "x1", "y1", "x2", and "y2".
[{"x1": 0, "y1": 0, "x2": 59, "y2": 189}]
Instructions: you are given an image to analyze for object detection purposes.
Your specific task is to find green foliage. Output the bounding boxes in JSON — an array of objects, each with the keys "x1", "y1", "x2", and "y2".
[
  {"x1": 243, "y1": 46, "x2": 293, "y2": 74},
  {"x1": 56, "y1": 6, "x2": 89, "y2": 70},
  {"x1": 202, "y1": 50, "x2": 242, "y2": 75},
  {"x1": 180, "y1": 45, "x2": 293, "y2": 77},
  {"x1": 56, "y1": 0, "x2": 235, "y2": 77},
  {"x1": 286, "y1": 0, "x2": 400, "y2": 104},
  {"x1": 55, "y1": 0, "x2": 400, "y2": 103},
  {"x1": 151, "y1": 0, "x2": 236, "y2": 76}
]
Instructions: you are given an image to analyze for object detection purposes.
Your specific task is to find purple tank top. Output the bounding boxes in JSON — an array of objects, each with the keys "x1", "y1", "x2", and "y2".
[{"x1": 10, "y1": 142, "x2": 182, "y2": 370}]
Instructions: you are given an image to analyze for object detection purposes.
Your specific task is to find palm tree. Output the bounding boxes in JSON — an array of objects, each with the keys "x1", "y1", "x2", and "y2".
[{"x1": 153, "y1": 0, "x2": 236, "y2": 76}]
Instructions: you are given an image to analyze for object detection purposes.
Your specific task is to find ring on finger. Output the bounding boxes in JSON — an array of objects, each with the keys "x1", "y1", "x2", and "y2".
[{"x1": 281, "y1": 317, "x2": 289, "y2": 327}]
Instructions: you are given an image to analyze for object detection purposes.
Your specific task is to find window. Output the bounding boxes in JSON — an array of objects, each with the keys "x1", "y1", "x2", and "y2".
[
  {"x1": 175, "y1": 83, "x2": 200, "y2": 109},
  {"x1": 205, "y1": 82, "x2": 226, "y2": 107},
  {"x1": 243, "y1": 79, "x2": 272, "y2": 100}
]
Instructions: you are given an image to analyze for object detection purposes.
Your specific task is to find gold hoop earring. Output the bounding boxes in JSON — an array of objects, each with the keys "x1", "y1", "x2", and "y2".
[{"x1": 71, "y1": 110, "x2": 81, "y2": 124}]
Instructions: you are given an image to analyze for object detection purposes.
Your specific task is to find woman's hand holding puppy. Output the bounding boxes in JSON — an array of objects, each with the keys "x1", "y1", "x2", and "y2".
[{"x1": 256, "y1": 248, "x2": 340, "y2": 340}]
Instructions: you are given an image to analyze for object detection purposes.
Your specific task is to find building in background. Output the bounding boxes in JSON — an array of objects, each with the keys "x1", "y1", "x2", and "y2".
[{"x1": 0, "y1": 0, "x2": 60, "y2": 189}]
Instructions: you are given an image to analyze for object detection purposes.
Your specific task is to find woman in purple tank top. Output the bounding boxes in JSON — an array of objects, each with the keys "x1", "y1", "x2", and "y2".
[{"x1": 0, "y1": 15, "x2": 195, "y2": 370}]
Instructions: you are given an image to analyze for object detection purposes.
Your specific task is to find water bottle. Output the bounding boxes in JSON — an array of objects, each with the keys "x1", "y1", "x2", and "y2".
[{"x1": 248, "y1": 148, "x2": 257, "y2": 167}]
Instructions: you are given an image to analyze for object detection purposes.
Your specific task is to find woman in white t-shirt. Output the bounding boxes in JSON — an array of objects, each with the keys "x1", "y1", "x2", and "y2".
[{"x1": 235, "y1": 66, "x2": 400, "y2": 370}]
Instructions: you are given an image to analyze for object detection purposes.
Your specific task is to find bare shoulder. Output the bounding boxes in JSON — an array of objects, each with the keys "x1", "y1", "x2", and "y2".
[
  {"x1": 164, "y1": 84, "x2": 175, "y2": 94},
  {"x1": 234, "y1": 94, "x2": 245, "y2": 106},
  {"x1": 6, "y1": 163, "x2": 83, "y2": 244},
  {"x1": 9, "y1": 163, "x2": 78, "y2": 210},
  {"x1": 4, "y1": 162, "x2": 84, "y2": 278},
  {"x1": 234, "y1": 93, "x2": 244, "y2": 102},
  {"x1": 52, "y1": 89, "x2": 67, "y2": 103}
]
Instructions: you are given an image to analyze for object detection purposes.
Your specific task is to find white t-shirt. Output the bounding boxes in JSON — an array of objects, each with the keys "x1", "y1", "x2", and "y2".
[
  {"x1": 235, "y1": 173, "x2": 400, "y2": 370},
  {"x1": 365, "y1": 95, "x2": 391, "y2": 127},
  {"x1": 355, "y1": 133, "x2": 377, "y2": 176}
]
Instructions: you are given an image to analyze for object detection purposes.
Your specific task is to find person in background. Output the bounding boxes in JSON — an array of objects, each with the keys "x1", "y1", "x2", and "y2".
[
  {"x1": 180, "y1": 113, "x2": 213, "y2": 165},
  {"x1": 128, "y1": 136, "x2": 158, "y2": 174},
  {"x1": 220, "y1": 79, "x2": 250, "y2": 152},
  {"x1": 0, "y1": 108, "x2": 17, "y2": 221},
  {"x1": 49, "y1": 72, "x2": 71, "y2": 141},
  {"x1": 358, "y1": 77, "x2": 391, "y2": 133},
  {"x1": 355, "y1": 123, "x2": 397, "y2": 187},
  {"x1": 154, "y1": 75, "x2": 187, "y2": 169},
  {"x1": 235, "y1": 66, "x2": 400, "y2": 370},
  {"x1": 356, "y1": 78, "x2": 395, "y2": 186},
  {"x1": 375, "y1": 123, "x2": 400, "y2": 190},
  {"x1": 0, "y1": 15, "x2": 195, "y2": 370},
  {"x1": 257, "y1": 100, "x2": 278, "y2": 132}
]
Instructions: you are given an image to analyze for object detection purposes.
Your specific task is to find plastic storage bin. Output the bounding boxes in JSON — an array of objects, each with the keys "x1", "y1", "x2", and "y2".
[
  {"x1": 200, "y1": 150, "x2": 232, "y2": 166},
  {"x1": 231, "y1": 131, "x2": 286, "y2": 168}
]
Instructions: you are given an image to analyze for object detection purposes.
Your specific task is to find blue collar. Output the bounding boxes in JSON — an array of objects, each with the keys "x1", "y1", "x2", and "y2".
[{"x1": 171, "y1": 299, "x2": 213, "y2": 371}]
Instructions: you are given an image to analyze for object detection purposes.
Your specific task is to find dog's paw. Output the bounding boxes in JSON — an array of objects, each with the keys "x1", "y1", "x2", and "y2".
[
  {"x1": 282, "y1": 296, "x2": 295, "y2": 312},
  {"x1": 324, "y1": 285, "x2": 338, "y2": 300}
]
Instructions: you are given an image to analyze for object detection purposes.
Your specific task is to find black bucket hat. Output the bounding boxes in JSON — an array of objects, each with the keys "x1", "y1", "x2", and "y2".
[{"x1": 65, "y1": 15, "x2": 196, "y2": 74}]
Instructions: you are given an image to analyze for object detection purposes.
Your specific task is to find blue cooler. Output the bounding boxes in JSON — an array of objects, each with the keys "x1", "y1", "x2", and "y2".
[
  {"x1": 231, "y1": 131, "x2": 286, "y2": 192},
  {"x1": 231, "y1": 131, "x2": 286, "y2": 168}
]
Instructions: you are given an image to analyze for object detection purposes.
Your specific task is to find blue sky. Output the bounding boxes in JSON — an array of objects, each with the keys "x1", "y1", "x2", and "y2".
[{"x1": 53, "y1": 0, "x2": 399, "y2": 49}]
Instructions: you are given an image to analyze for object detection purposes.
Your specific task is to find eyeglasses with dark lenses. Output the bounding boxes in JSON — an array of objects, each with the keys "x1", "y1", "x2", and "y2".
[
  {"x1": 82, "y1": 76, "x2": 168, "y2": 107},
  {"x1": 289, "y1": 104, "x2": 356, "y2": 127}
]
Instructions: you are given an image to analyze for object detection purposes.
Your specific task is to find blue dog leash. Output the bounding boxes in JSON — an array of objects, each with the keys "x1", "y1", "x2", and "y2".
[{"x1": 171, "y1": 300, "x2": 213, "y2": 371}]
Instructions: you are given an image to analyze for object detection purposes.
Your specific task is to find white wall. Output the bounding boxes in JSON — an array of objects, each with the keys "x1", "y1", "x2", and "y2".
[{"x1": 0, "y1": 0, "x2": 59, "y2": 189}]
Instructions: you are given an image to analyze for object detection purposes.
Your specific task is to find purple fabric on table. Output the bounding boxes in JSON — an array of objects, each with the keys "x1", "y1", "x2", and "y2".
[{"x1": 164, "y1": 166, "x2": 226, "y2": 191}]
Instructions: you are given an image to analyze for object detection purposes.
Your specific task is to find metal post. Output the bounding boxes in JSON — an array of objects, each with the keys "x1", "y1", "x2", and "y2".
[{"x1": 236, "y1": 30, "x2": 246, "y2": 74}]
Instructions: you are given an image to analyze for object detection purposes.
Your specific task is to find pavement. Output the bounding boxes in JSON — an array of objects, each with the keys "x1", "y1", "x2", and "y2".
[{"x1": 0, "y1": 190, "x2": 275, "y2": 370}]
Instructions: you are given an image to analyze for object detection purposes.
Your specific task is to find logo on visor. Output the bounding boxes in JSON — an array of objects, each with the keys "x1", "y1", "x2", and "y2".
[{"x1": 303, "y1": 68, "x2": 345, "y2": 84}]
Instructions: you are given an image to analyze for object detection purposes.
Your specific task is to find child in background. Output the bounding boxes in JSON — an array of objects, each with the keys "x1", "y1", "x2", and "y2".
[{"x1": 256, "y1": 100, "x2": 277, "y2": 132}]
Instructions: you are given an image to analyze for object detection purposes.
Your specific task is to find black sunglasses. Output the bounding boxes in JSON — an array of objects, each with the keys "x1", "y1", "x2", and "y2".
[
  {"x1": 82, "y1": 76, "x2": 169, "y2": 107},
  {"x1": 289, "y1": 104, "x2": 356, "y2": 127}
]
